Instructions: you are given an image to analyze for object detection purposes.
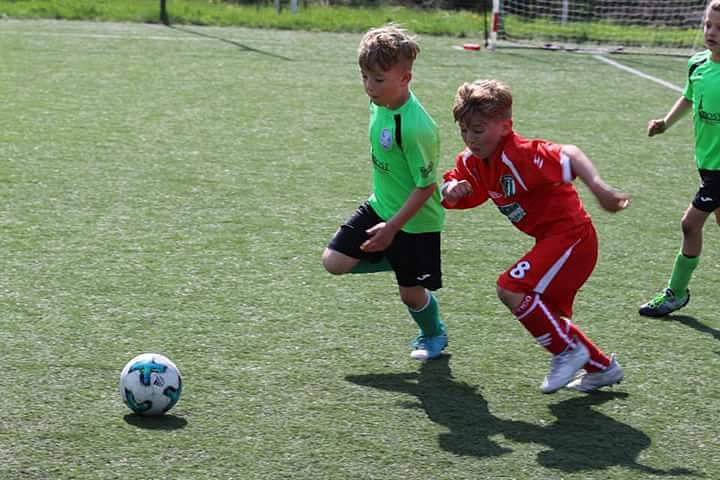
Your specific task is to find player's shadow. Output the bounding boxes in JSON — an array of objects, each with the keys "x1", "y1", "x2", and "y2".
[
  {"x1": 506, "y1": 394, "x2": 696, "y2": 476},
  {"x1": 123, "y1": 413, "x2": 188, "y2": 430},
  {"x1": 165, "y1": 24, "x2": 293, "y2": 61},
  {"x1": 662, "y1": 314, "x2": 720, "y2": 341},
  {"x1": 346, "y1": 356, "x2": 698, "y2": 476}
]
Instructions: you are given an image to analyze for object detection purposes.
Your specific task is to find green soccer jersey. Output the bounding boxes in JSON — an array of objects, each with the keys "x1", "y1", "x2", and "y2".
[
  {"x1": 683, "y1": 50, "x2": 720, "y2": 170},
  {"x1": 367, "y1": 91, "x2": 444, "y2": 233}
]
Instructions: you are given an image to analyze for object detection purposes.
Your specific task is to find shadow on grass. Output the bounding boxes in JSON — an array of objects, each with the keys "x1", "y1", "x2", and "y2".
[
  {"x1": 165, "y1": 24, "x2": 293, "y2": 61},
  {"x1": 663, "y1": 314, "x2": 720, "y2": 342},
  {"x1": 123, "y1": 413, "x2": 188, "y2": 430},
  {"x1": 346, "y1": 356, "x2": 699, "y2": 476}
]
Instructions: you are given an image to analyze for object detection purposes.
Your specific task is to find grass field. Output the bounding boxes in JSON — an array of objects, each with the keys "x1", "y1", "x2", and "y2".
[{"x1": 1, "y1": 18, "x2": 719, "y2": 480}]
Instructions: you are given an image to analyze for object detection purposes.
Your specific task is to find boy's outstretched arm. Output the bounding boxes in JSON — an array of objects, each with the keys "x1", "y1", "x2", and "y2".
[
  {"x1": 648, "y1": 96, "x2": 692, "y2": 136},
  {"x1": 440, "y1": 163, "x2": 488, "y2": 210},
  {"x1": 360, "y1": 184, "x2": 436, "y2": 253},
  {"x1": 563, "y1": 145, "x2": 631, "y2": 213}
]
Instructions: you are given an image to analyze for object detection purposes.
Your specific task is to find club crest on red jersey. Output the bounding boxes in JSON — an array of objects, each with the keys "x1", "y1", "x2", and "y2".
[
  {"x1": 501, "y1": 175, "x2": 516, "y2": 197},
  {"x1": 380, "y1": 128, "x2": 393, "y2": 150}
]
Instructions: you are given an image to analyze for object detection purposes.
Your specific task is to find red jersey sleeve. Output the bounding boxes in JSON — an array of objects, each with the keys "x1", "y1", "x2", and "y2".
[
  {"x1": 441, "y1": 150, "x2": 490, "y2": 209},
  {"x1": 520, "y1": 140, "x2": 573, "y2": 186}
]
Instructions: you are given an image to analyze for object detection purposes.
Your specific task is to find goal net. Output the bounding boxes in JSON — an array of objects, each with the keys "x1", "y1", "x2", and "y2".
[{"x1": 490, "y1": 0, "x2": 708, "y2": 54}]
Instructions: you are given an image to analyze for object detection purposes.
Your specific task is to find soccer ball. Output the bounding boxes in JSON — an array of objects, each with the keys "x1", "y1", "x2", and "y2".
[{"x1": 119, "y1": 353, "x2": 182, "y2": 416}]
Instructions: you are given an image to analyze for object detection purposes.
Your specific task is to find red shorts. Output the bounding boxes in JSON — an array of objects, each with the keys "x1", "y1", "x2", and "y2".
[{"x1": 497, "y1": 223, "x2": 598, "y2": 318}]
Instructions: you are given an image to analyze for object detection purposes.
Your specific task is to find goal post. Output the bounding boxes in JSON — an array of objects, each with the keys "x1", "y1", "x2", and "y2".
[
  {"x1": 160, "y1": 0, "x2": 168, "y2": 25},
  {"x1": 488, "y1": 0, "x2": 707, "y2": 54},
  {"x1": 489, "y1": 0, "x2": 500, "y2": 50}
]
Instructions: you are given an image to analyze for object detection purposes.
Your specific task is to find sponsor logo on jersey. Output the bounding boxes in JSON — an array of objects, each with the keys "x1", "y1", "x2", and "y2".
[
  {"x1": 380, "y1": 128, "x2": 393, "y2": 149},
  {"x1": 371, "y1": 153, "x2": 390, "y2": 173},
  {"x1": 699, "y1": 97, "x2": 720, "y2": 124},
  {"x1": 498, "y1": 202, "x2": 526, "y2": 223},
  {"x1": 533, "y1": 155, "x2": 544, "y2": 168},
  {"x1": 501, "y1": 175, "x2": 516, "y2": 197},
  {"x1": 419, "y1": 161, "x2": 434, "y2": 179},
  {"x1": 489, "y1": 191, "x2": 503, "y2": 199}
]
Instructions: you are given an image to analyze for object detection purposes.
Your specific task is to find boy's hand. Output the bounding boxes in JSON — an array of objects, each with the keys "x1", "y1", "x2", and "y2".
[
  {"x1": 443, "y1": 179, "x2": 473, "y2": 204},
  {"x1": 594, "y1": 187, "x2": 631, "y2": 213},
  {"x1": 360, "y1": 222, "x2": 399, "y2": 253},
  {"x1": 647, "y1": 118, "x2": 666, "y2": 137}
]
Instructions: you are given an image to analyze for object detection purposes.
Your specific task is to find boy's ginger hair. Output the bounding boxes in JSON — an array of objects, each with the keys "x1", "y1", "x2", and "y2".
[
  {"x1": 358, "y1": 24, "x2": 419, "y2": 72},
  {"x1": 453, "y1": 80, "x2": 513, "y2": 124}
]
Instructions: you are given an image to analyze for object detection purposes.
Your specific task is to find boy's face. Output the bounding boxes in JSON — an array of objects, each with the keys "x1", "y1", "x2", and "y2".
[
  {"x1": 360, "y1": 63, "x2": 411, "y2": 110},
  {"x1": 459, "y1": 114, "x2": 512, "y2": 160},
  {"x1": 705, "y1": 8, "x2": 720, "y2": 56}
]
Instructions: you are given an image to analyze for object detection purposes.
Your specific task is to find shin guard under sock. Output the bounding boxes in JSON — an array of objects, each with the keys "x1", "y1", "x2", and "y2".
[
  {"x1": 568, "y1": 323, "x2": 611, "y2": 372},
  {"x1": 513, "y1": 294, "x2": 574, "y2": 355},
  {"x1": 409, "y1": 291, "x2": 444, "y2": 338}
]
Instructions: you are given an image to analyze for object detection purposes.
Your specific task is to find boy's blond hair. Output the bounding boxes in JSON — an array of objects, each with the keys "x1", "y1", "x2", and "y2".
[
  {"x1": 708, "y1": 0, "x2": 720, "y2": 15},
  {"x1": 358, "y1": 24, "x2": 419, "y2": 72},
  {"x1": 453, "y1": 80, "x2": 513, "y2": 124}
]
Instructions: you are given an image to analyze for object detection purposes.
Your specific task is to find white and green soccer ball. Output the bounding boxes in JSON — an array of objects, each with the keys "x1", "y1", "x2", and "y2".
[{"x1": 119, "y1": 353, "x2": 182, "y2": 416}]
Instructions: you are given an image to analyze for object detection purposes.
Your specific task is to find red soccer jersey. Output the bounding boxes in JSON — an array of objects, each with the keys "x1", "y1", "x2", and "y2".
[{"x1": 442, "y1": 132, "x2": 591, "y2": 239}]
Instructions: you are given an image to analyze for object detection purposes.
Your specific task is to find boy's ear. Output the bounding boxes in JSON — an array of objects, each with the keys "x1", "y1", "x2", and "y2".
[
  {"x1": 501, "y1": 119, "x2": 513, "y2": 135},
  {"x1": 402, "y1": 70, "x2": 412, "y2": 86}
]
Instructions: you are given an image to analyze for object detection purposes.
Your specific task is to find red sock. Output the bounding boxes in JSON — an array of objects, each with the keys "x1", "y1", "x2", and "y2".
[
  {"x1": 568, "y1": 323, "x2": 611, "y2": 372},
  {"x1": 513, "y1": 294, "x2": 575, "y2": 355}
]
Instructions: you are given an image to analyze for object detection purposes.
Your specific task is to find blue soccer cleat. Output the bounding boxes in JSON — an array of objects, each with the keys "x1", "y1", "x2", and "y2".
[{"x1": 410, "y1": 328, "x2": 448, "y2": 361}]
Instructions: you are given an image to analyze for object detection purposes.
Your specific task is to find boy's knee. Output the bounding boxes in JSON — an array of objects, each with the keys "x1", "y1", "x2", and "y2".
[
  {"x1": 496, "y1": 285, "x2": 526, "y2": 311},
  {"x1": 322, "y1": 248, "x2": 357, "y2": 275},
  {"x1": 680, "y1": 216, "x2": 700, "y2": 236},
  {"x1": 321, "y1": 249, "x2": 345, "y2": 275},
  {"x1": 399, "y1": 286, "x2": 428, "y2": 310}
]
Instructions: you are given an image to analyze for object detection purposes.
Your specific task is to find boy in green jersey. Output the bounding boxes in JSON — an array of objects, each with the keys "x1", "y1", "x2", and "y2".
[
  {"x1": 322, "y1": 25, "x2": 447, "y2": 360},
  {"x1": 640, "y1": 0, "x2": 720, "y2": 317}
]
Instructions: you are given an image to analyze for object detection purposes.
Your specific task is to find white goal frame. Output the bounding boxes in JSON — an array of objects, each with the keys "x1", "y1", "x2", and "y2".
[{"x1": 487, "y1": 0, "x2": 707, "y2": 54}]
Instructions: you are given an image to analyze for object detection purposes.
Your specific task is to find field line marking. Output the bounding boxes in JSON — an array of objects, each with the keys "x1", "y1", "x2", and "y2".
[
  {"x1": 592, "y1": 54, "x2": 683, "y2": 93},
  {"x1": 4, "y1": 30, "x2": 203, "y2": 42}
]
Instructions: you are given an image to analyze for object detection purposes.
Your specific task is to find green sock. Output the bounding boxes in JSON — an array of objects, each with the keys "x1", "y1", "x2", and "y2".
[
  {"x1": 668, "y1": 252, "x2": 699, "y2": 297},
  {"x1": 350, "y1": 257, "x2": 392, "y2": 274},
  {"x1": 409, "y1": 292, "x2": 444, "y2": 337}
]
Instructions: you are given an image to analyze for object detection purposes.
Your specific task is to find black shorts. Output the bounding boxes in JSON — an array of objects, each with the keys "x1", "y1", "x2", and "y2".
[
  {"x1": 327, "y1": 202, "x2": 442, "y2": 290},
  {"x1": 692, "y1": 170, "x2": 720, "y2": 212}
]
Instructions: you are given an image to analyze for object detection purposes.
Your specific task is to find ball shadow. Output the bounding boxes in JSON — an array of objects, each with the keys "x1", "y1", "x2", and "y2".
[{"x1": 123, "y1": 413, "x2": 188, "y2": 430}]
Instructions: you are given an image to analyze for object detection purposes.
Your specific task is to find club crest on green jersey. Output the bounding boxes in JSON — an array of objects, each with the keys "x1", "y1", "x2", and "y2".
[
  {"x1": 380, "y1": 128, "x2": 393, "y2": 150},
  {"x1": 501, "y1": 175, "x2": 516, "y2": 197}
]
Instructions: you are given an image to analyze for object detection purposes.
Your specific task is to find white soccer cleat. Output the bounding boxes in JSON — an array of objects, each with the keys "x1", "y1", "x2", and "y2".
[
  {"x1": 566, "y1": 355, "x2": 624, "y2": 392},
  {"x1": 540, "y1": 341, "x2": 590, "y2": 394}
]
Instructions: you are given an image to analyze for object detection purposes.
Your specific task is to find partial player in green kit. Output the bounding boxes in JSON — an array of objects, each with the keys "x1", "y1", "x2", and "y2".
[
  {"x1": 640, "y1": 0, "x2": 720, "y2": 317},
  {"x1": 322, "y1": 24, "x2": 447, "y2": 360}
]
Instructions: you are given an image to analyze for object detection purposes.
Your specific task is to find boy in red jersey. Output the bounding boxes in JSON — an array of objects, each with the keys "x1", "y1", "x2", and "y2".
[{"x1": 442, "y1": 80, "x2": 630, "y2": 393}]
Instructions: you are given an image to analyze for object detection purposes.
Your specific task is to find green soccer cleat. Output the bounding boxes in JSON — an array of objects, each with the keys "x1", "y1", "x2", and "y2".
[{"x1": 638, "y1": 288, "x2": 690, "y2": 317}]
